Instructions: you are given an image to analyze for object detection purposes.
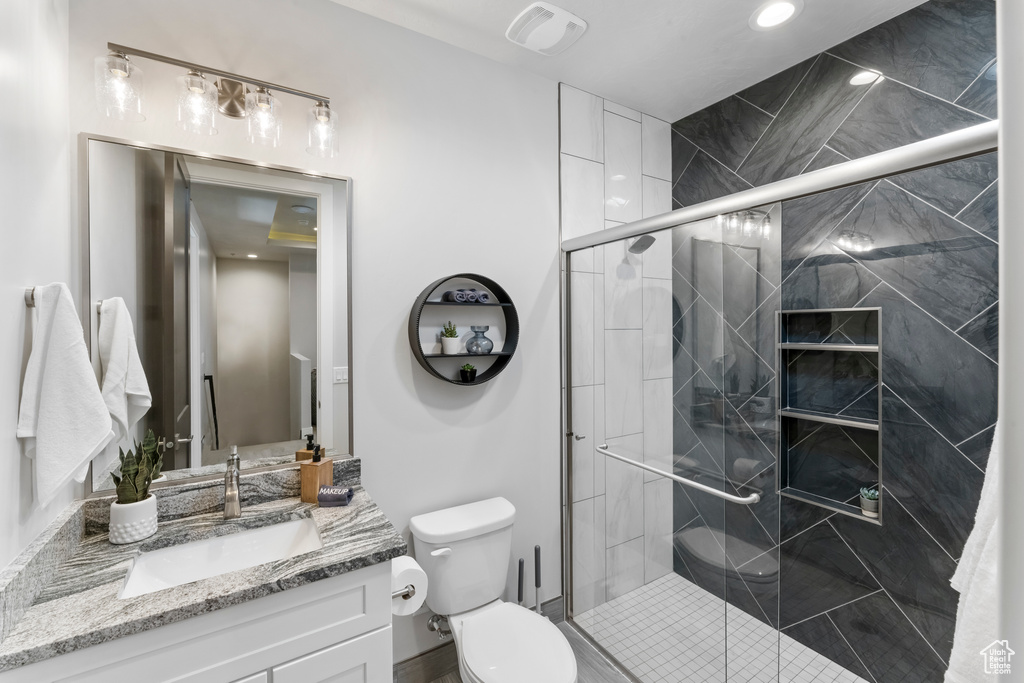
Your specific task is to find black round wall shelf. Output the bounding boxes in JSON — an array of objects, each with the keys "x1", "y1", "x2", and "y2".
[{"x1": 409, "y1": 273, "x2": 520, "y2": 386}]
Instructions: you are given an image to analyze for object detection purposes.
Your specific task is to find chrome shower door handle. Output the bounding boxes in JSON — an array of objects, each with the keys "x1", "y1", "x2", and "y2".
[{"x1": 595, "y1": 444, "x2": 760, "y2": 505}]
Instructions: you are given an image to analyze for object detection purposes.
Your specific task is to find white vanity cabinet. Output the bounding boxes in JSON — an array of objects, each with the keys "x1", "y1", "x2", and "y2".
[{"x1": 0, "y1": 562, "x2": 393, "y2": 683}]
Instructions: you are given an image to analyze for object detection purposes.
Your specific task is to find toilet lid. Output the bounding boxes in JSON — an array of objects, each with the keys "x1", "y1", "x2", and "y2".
[{"x1": 461, "y1": 603, "x2": 577, "y2": 683}]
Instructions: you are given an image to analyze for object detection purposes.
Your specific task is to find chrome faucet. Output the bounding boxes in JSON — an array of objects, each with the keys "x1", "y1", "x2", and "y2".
[{"x1": 224, "y1": 446, "x2": 241, "y2": 519}]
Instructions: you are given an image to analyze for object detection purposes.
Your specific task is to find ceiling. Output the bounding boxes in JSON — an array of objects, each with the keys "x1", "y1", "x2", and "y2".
[
  {"x1": 328, "y1": 0, "x2": 927, "y2": 121},
  {"x1": 190, "y1": 183, "x2": 317, "y2": 263}
]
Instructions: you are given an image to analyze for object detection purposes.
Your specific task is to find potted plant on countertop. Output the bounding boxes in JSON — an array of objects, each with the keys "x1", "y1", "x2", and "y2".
[
  {"x1": 859, "y1": 486, "x2": 879, "y2": 518},
  {"x1": 460, "y1": 363, "x2": 477, "y2": 383},
  {"x1": 109, "y1": 429, "x2": 162, "y2": 544},
  {"x1": 441, "y1": 321, "x2": 460, "y2": 355}
]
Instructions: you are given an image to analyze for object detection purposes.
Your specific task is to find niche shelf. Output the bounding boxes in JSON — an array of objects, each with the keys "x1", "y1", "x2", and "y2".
[
  {"x1": 777, "y1": 308, "x2": 883, "y2": 524},
  {"x1": 408, "y1": 274, "x2": 520, "y2": 386}
]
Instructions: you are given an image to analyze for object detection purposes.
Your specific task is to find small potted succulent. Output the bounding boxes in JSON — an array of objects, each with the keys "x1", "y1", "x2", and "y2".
[
  {"x1": 109, "y1": 430, "x2": 162, "y2": 544},
  {"x1": 859, "y1": 486, "x2": 879, "y2": 518},
  {"x1": 460, "y1": 363, "x2": 477, "y2": 383},
  {"x1": 441, "y1": 321, "x2": 460, "y2": 355}
]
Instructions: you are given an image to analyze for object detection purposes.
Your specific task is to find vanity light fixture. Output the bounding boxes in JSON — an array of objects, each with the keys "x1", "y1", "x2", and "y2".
[
  {"x1": 246, "y1": 86, "x2": 282, "y2": 147},
  {"x1": 307, "y1": 101, "x2": 338, "y2": 158},
  {"x1": 177, "y1": 70, "x2": 218, "y2": 135},
  {"x1": 748, "y1": 0, "x2": 803, "y2": 31},
  {"x1": 94, "y1": 50, "x2": 144, "y2": 121},
  {"x1": 247, "y1": 254, "x2": 259, "y2": 259},
  {"x1": 835, "y1": 230, "x2": 874, "y2": 253},
  {"x1": 95, "y1": 43, "x2": 334, "y2": 157},
  {"x1": 716, "y1": 210, "x2": 772, "y2": 239}
]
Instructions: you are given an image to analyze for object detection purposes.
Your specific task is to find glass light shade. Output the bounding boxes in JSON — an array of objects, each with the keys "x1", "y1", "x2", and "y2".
[
  {"x1": 245, "y1": 88, "x2": 281, "y2": 147},
  {"x1": 306, "y1": 103, "x2": 338, "y2": 158},
  {"x1": 94, "y1": 53, "x2": 144, "y2": 121},
  {"x1": 176, "y1": 72, "x2": 218, "y2": 135}
]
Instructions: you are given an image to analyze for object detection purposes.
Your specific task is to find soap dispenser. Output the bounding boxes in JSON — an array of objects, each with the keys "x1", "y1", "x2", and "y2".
[
  {"x1": 300, "y1": 444, "x2": 333, "y2": 504},
  {"x1": 296, "y1": 433, "x2": 316, "y2": 461}
]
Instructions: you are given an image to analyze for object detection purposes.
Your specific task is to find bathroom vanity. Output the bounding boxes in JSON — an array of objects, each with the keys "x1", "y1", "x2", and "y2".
[{"x1": 0, "y1": 459, "x2": 405, "y2": 682}]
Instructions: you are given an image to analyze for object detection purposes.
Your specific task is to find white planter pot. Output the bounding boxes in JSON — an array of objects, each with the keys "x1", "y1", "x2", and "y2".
[
  {"x1": 152, "y1": 474, "x2": 167, "y2": 483},
  {"x1": 109, "y1": 494, "x2": 158, "y2": 544},
  {"x1": 441, "y1": 337, "x2": 461, "y2": 355}
]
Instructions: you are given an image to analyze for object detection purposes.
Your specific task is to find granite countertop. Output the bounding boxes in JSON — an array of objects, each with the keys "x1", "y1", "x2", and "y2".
[{"x1": 0, "y1": 460, "x2": 406, "y2": 671}]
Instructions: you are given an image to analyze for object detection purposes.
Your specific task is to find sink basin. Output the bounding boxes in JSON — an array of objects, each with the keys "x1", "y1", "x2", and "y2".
[{"x1": 119, "y1": 517, "x2": 323, "y2": 599}]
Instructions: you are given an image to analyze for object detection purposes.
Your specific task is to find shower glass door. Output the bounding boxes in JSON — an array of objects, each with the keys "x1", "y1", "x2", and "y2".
[{"x1": 566, "y1": 206, "x2": 781, "y2": 682}]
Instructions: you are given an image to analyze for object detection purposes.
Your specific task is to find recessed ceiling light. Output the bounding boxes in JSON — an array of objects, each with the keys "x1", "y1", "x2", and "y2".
[
  {"x1": 247, "y1": 254, "x2": 258, "y2": 258},
  {"x1": 849, "y1": 70, "x2": 882, "y2": 86},
  {"x1": 291, "y1": 204, "x2": 315, "y2": 214},
  {"x1": 749, "y1": 0, "x2": 803, "y2": 31}
]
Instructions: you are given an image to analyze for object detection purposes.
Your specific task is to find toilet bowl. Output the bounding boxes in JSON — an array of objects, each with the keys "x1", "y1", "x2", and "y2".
[
  {"x1": 410, "y1": 498, "x2": 577, "y2": 683},
  {"x1": 449, "y1": 600, "x2": 576, "y2": 683}
]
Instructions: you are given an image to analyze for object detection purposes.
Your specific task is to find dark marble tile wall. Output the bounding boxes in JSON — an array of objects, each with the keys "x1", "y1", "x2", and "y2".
[{"x1": 669, "y1": 1, "x2": 997, "y2": 681}]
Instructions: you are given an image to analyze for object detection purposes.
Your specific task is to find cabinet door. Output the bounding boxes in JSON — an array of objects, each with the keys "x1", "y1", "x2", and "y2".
[{"x1": 272, "y1": 626, "x2": 391, "y2": 683}]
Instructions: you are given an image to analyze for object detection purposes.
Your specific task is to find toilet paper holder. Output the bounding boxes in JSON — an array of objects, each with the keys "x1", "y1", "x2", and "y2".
[{"x1": 393, "y1": 584, "x2": 416, "y2": 600}]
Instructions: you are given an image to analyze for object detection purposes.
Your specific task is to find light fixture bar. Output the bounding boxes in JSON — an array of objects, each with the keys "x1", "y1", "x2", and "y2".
[{"x1": 107, "y1": 42, "x2": 329, "y2": 104}]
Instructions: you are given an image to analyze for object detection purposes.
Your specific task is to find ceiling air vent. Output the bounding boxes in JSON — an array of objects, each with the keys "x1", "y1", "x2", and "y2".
[{"x1": 505, "y1": 2, "x2": 588, "y2": 56}]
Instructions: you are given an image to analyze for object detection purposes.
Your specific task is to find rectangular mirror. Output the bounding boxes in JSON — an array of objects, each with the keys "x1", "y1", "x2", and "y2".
[{"x1": 85, "y1": 137, "x2": 351, "y2": 492}]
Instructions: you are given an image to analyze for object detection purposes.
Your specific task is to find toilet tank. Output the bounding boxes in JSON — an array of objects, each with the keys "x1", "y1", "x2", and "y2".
[{"x1": 410, "y1": 497, "x2": 515, "y2": 616}]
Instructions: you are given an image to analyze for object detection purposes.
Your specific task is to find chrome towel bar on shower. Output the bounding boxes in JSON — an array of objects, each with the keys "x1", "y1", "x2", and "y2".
[{"x1": 595, "y1": 444, "x2": 760, "y2": 505}]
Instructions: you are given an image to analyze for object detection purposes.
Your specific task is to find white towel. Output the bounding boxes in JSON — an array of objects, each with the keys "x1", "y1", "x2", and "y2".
[
  {"x1": 17, "y1": 284, "x2": 114, "y2": 507},
  {"x1": 98, "y1": 297, "x2": 151, "y2": 442},
  {"x1": 944, "y1": 422, "x2": 1000, "y2": 682}
]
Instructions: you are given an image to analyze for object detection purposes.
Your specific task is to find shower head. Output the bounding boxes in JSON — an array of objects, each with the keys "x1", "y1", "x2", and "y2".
[{"x1": 628, "y1": 235, "x2": 656, "y2": 254}]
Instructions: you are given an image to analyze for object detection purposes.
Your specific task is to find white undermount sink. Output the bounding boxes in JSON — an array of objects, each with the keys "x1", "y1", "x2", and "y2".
[{"x1": 119, "y1": 517, "x2": 323, "y2": 599}]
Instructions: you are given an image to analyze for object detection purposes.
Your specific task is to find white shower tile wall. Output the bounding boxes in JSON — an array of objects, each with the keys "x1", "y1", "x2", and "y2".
[{"x1": 561, "y1": 83, "x2": 673, "y2": 615}]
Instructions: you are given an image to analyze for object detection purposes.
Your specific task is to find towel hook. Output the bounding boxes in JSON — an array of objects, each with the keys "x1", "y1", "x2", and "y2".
[{"x1": 24, "y1": 288, "x2": 35, "y2": 308}]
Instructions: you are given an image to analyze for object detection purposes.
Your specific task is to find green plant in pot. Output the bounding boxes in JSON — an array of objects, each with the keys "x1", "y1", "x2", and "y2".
[
  {"x1": 460, "y1": 363, "x2": 477, "y2": 383},
  {"x1": 109, "y1": 429, "x2": 162, "y2": 544},
  {"x1": 441, "y1": 320, "x2": 460, "y2": 355},
  {"x1": 859, "y1": 486, "x2": 879, "y2": 519}
]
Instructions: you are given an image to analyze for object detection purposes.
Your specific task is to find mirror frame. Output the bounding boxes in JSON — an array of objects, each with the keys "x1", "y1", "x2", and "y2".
[{"x1": 78, "y1": 133, "x2": 354, "y2": 496}]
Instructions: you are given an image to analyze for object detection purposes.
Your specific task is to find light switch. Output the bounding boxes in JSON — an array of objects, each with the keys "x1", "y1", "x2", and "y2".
[{"x1": 334, "y1": 367, "x2": 348, "y2": 384}]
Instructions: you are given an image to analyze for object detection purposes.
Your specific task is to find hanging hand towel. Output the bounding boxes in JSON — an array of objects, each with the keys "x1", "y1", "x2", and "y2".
[
  {"x1": 98, "y1": 297, "x2": 151, "y2": 442},
  {"x1": 944, "y1": 422, "x2": 1000, "y2": 682},
  {"x1": 17, "y1": 284, "x2": 113, "y2": 507}
]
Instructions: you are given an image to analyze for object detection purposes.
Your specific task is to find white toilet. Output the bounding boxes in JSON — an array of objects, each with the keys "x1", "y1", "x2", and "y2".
[{"x1": 410, "y1": 497, "x2": 577, "y2": 683}]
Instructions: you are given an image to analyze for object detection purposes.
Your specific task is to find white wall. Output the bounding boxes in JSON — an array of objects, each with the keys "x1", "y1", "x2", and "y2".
[
  {"x1": 288, "y1": 252, "x2": 317, "y2": 370},
  {"x1": 68, "y1": 0, "x2": 559, "y2": 662},
  {"x1": 215, "y1": 258, "x2": 291, "y2": 447},
  {"x1": 999, "y1": 0, "x2": 1024, "y2": 651},
  {"x1": 192, "y1": 207, "x2": 217, "y2": 455},
  {"x1": 86, "y1": 141, "x2": 141, "y2": 485},
  {"x1": 0, "y1": 0, "x2": 72, "y2": 570}
]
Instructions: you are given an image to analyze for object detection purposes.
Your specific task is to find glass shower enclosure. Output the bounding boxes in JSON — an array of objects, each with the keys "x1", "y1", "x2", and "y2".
[
  {"x1": 562, "y1": 137, "x2": 997, "y2": 683},
  {"x1": 565, "y1": 204, "x2": 785, "y2": 683}
]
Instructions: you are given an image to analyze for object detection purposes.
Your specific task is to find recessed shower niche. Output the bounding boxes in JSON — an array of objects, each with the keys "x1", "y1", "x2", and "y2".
[{"x1": 777, "y1": 308, "x2": 882, "y2": 523}]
